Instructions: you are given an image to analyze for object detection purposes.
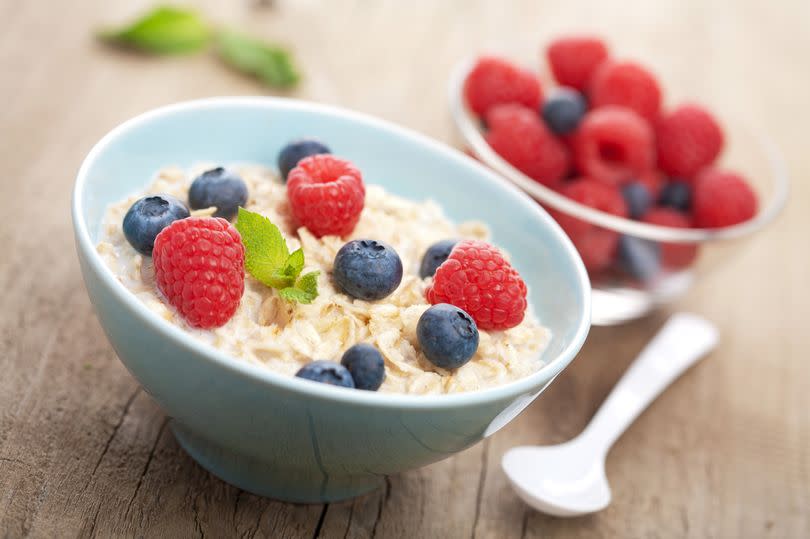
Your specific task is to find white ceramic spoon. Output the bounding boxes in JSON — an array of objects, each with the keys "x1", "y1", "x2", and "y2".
[{"x1": 502, "y1": 313, "x2": 719, "y2": 517}]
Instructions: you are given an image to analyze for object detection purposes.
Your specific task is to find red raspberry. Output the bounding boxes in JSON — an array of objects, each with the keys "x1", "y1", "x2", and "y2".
[
  {"x1": 426, "y1": 240, "x2": 527, "y2": 330},
  {"x1": 546, "y1": 35, "x2": 609, "y2": 91},
  {"x1": 552, "y1": 178, "x2": 627, "y2": 272},
  {"x1": 464, "y1": 56, "x2": 542, "y2": 116},
  {"x1": 484, "y1": 102, "x2": 527, "y2": 131},
  {"x1": 574, "y1": 106, "x2": 655, "y2": 185},
  {"x1": 693, "y1": 169, "x2": 758, "y2": 228},
  {"x1": 153, "y1": 217, "x2": 245, "y2": 329},
  {"x1": 484, "y1": 104, "x2": 570, "y2": 187},
  {"x1": 589, "y1": 60, "x2": 662, "y2": 121},
  {"x1": 287, "y1": 154, "x2": 365, "y2": 237},
  {"x1": 656, "y1": 104, "x2": 724, "y2": 178},
  {"x1": 642, "y1": 208, "x2": 698, "y2": 268}
]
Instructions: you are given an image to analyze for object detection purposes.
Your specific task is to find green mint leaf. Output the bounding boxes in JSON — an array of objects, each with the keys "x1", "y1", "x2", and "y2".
[
  {"x1": 295, "y1": 271, "x2": 320, "y2": 297},
  {"x1": 284, "y1": 248, "x2": 305, "y2": 278},
  {"x1": 234, "y1": 209, "x2": 318, "y2": 304},
  {"x1": 98, "y1": 6, "x2": 211, "y2": 55},
  {"x1": 216, "y1": 30, "x2": 300, "y2": 88},
  {"x1": 264, "y1": 247, "x2": 305, "y2": 288},
  {"x1": 278, "y1": 271, "x2": 319, "y2": 304},
  {"x1": 265, "y1": 269, "x2": 295, "y2": 289},
  {"x1": 235, "y1": 208, "x2": 290, "y2": 287},
  {"x1": 278, "y1": 286, "x2": 313, "y2": 304}
]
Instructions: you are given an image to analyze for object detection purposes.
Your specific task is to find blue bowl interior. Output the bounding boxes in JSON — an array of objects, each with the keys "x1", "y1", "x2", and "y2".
[{"x1": 78, "y1": 98, "x2": 588, "y2": 375}]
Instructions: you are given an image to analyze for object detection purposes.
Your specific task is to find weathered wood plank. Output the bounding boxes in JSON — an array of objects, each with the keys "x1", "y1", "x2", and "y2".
[{"x1": 1, "y1": 0, "x2": 809, "y2": 537}]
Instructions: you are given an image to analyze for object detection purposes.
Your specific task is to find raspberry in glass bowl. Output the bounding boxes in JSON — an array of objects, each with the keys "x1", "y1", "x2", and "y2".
[{"x1": 449, "y1": 39, "x2": 788, "y2": 324}]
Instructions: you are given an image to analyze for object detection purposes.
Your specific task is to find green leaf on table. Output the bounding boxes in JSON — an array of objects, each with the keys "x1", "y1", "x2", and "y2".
[
  {"x1": 216, "y1": 29, "x2": 300, "y2": 88},
  {"x1": 234, "y1": 208, "x2": 318, "y2": 304},
  {"x1": 98, "y1": 6, "x2": 212, "y2": 54}
]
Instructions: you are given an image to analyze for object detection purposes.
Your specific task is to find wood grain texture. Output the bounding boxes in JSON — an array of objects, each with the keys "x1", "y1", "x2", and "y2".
[{"x1": 1, "y1": 0, "x2": 808, "y2": 537}]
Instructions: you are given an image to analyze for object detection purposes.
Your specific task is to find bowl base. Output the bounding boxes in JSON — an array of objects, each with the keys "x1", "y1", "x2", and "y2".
[
  {"x1": 592, "y1": 271, "x2": 694, "y2": 325},
  {"x1": 171, "y1": 421, "x2": 385, "y2": 503}
]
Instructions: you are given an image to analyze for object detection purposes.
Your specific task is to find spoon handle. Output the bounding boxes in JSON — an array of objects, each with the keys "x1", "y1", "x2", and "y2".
[{"x1": 580, "y1": 313, "x2": 719, "y2": 451}]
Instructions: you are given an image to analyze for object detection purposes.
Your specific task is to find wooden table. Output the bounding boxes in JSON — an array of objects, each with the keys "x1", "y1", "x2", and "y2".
[{"x1": 2, "y1": 1, "x2": 808, "y2": 537}]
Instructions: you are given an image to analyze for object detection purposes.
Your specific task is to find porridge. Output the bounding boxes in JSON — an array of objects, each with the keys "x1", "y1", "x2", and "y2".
[{"x1": 96, "y1": 152, "x2": 550, "y2": 394}]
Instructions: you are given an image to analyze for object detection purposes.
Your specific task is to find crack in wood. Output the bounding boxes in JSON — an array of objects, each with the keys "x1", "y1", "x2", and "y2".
[
  {"x1": 371, "y1": 476, "x2": 392, "y2": 538},
  {"x1": 90, "y1": 387, "x2": 141, "y2": 478},
  {"x1": 123, "y1": 417, "x2": 169, "y2": 522},
  {"x1": 191, "y1": 490, "x2": 205, "y2": 539},
  {"x1": 311, "y1": 504, "x2": 328, "y2": 539},
  {"x1": 341, "y1": 502, "x2": 355, "y2": 539},
  {"x1": 246, "y1": 503, "x2": 264, "y2": 539},
  {"x1": 471, "y1": 439, "x2": 490, "y2": 538},
  {"x1": 86, "y1": 501, "x2": 102, "y2": 539},
  {"x1": 0, "y1": 456, "x2": 31, "y2": 468},
  {"x1": 519, "y1": 509, "x2": 529, "y2": 539},
  {"x1": 231, "y1": 489, "x2": 243, "y2": 532}
]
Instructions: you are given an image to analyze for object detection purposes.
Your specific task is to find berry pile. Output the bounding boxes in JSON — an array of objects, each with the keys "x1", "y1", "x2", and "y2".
[
  {"x1": 463, "y1": 35, "x2": 759, "y2": 280},
  {"x1": 121, "y1": 137, "x2": 531, "y2": 391}
]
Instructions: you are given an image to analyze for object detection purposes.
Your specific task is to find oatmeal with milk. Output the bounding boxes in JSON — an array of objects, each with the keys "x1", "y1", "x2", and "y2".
[{"x1": 96, "y1": 139, "x2": 550, "y2": 394}]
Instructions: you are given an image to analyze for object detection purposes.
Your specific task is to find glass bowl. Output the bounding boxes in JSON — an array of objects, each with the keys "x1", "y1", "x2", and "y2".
[{"x1": 449, "y1": 58, "x2": 789, "y2": 325}]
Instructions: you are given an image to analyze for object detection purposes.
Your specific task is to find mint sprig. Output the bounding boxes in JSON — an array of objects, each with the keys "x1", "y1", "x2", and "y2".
[
  {"x1": 97, "y1": 6, "x2": 300, "y2": 89},
  {"x1": 235, "y1": 208, "x2": 319, "y2": 304},
  {"x1": 216, "y1": 30, "x2": 300, "y2": 89},
  {"x1": 279, "y1": 271, "x2": 320, "y2": 304},
  {"x1": 98, "y1": 7, "x2": 211, "y2": 55}
]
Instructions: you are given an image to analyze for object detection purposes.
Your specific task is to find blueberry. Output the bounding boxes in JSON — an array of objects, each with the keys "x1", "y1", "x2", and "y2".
[
  {"x1": 617, "y1": 235, "x2": 661, "y2": 282},
  {"x1": 419, "y1": 239, "x2": 458, "y2": 279},
  {"x1": 659, "y1": 180, "x2": 692, "y2": 211},
  {"x1": 277, "y1": 139, "x2": 331, "y2": 182},
  {"x1": 541, "y1": 88, "x2": 587, "y2": 135},
  {"x1": 417, "y1": 304, "x2": 479, "y2": 370},
  {"x1": 122, "y1": 195, "x2": 189, "y2": 256},
  {"x1": 340, "y1": 343, "x2": 385, "y2": 391},
  {"x1": 188, "y1": 167, "x2": 248, "y2": 221},
  {"x1": 333, "y1": 239, "x2": 403, "y2": 301},
  {"x1": 295, "y1": 360, "x2": 355, "y2": 388},
  {"x1": 621, "y1": 181, "x2": 652, "y2": 219}
]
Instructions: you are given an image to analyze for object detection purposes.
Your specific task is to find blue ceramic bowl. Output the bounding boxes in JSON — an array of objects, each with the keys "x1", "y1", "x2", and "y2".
[{"x1": 72, "y1": 97, "x2": 591, "y2": 503}]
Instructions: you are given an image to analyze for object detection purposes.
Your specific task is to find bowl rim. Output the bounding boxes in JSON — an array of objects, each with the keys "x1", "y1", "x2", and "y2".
[
  {"x1": 449, "y1": 58, "x2": 790, "y2": 244},
  {"x1": 72, "y1": 96, "x2": 591, "y2": 410}
]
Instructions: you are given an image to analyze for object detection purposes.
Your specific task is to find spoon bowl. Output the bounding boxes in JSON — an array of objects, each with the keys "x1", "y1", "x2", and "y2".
[{"x1": 503, "y1": 442, "x2": 610, "y2": 517}]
